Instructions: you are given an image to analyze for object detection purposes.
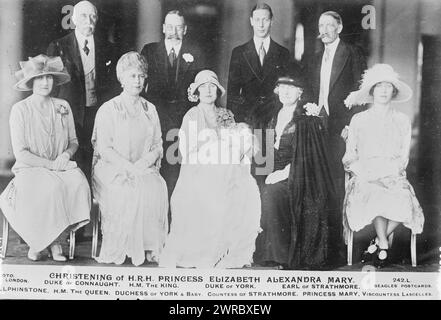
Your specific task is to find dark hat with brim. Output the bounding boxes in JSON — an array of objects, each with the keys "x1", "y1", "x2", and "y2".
[
  {"x1": 275, "y1": 75, "x2": 305, "y2": 89},
  {"x1": 274, "y1": 62, "x2": 305, "y2": 90}
]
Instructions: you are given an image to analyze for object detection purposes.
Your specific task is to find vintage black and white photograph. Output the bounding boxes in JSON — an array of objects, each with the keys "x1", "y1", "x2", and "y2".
[{"x1": 0, "y1": 0, "x2": 440, "y2": 301}]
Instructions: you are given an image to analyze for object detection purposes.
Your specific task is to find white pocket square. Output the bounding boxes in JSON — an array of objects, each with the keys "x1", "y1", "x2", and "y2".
[{"x1": 106, "y1": 60, "x2": 111, "y2": 66}]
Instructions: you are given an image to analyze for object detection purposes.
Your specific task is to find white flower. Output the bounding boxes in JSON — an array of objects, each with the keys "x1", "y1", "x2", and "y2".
[
  {"x1": 182, "y1": 53, "x2": 194, "y2": 63},
  {"x1": 303, "y1": 103, "x2": 321, "y2": 117}
]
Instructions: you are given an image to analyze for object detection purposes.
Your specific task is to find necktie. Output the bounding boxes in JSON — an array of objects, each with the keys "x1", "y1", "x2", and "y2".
[
  {"x1": 259, "y1": 42, "x2": 266, "y2": 66},
  {"x1": 169, "y1": 47, "x2": 176, "y2": 67},
  {"x1": 83, "y1": 39, "x2": 90, "y2": 56}
]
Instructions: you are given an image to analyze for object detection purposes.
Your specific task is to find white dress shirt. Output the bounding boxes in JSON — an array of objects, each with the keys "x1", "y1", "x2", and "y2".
[
  {"x1": 165, "y1": 40, "x2": 182, "y2": 57},
  {"x1": 75, "y1": 29, "x2": 97, "y2": 107},
  {"x1": 319, "y1": 37, "x2": 340, "y2": 115}
]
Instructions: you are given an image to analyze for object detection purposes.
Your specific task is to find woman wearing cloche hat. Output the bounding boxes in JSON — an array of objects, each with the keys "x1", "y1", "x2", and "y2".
[
  {"x1": 159, "y1": 70, "x2": 261, "y2": 268},
  {"x1": 343, "y1": 64, "x2": 424, "y2": 268},
  {"x1": 0, "y1": 54, "x2": 91, "y2": 262}
]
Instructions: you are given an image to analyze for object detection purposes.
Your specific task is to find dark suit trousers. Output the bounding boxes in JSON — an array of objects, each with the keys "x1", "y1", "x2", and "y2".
[
  {"x1": 75, "y1": 106, "x2": 99, "y2": 185},
  {"x1": 327, "y1": 131, "x2": 346, "y2": 266},
  {"x1": 318, "y1": 108, "x2": 345, "y2": 265}
]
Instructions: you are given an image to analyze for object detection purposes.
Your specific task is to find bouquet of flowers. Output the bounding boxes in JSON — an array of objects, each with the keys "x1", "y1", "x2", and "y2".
[
  {"x1": 303, "y1": 102, "x2": 321, "y2": 116},
  {"x1": 216, "y1": 107, "x2": 235, "y2": 128}
]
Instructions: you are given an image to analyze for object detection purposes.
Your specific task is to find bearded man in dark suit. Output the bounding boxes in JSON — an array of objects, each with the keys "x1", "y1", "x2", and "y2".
[
  {"x1": 47, "y1": 0, "x2": 118, "y2": 182},
  {"x1": 140, "y1": 10, "x2": 206, "y2": 200}
]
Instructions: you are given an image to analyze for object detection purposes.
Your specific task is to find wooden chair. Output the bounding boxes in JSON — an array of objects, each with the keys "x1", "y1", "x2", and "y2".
[{"x1": 1, "y1": 213, "x2": 76, "y2": 260}]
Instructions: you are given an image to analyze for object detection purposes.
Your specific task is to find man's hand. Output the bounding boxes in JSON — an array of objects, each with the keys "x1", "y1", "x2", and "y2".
[
  {"x1": 341, "y1": 126, "x2": 349, "y2": 142},
  {"x1": 265, "y1": 165, "x2": 290, "y2": 184}
]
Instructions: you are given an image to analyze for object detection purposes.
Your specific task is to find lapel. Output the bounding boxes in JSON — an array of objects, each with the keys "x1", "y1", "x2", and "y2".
[
  {"x1": 329, "y1": 40, "x2": 349, "y2": 91},
  {"x1": 242, "y1": 40, "x2": 263, "y2": 81},
  {"x1": 314, "y1": 48, "x2": 324, "y2": 90},
  {"x1": 176, "y1": 41, "x2": 191, "y2": 80},
  {"x1": 154, "y1": 41, "x2": 169, "y2": 79},
  {"x1": 261, "y1": 39, "x2": 278, "y2": 80},
  {"x1": 94, "y1": 37, "x2": 104, "y2": 86},
  {"x1": 67, "y1": 32, "x2": 84, "y2": 79}
]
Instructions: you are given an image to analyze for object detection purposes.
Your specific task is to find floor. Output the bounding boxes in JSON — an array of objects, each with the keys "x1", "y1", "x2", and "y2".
[{"x1": 1, "y1": 175, "x2": 439, "y2": 272}]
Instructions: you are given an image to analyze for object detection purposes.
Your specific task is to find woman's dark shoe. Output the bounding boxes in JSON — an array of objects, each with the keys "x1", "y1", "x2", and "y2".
[
  {"x1": 374, "y1": 249, "x2": 389, "y2": 269},
  {"x1": 361, "y1": 238, "x2": 378, "y2": 263}
]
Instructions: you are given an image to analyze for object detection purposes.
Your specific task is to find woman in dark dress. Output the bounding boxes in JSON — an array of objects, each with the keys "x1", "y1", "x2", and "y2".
[{"x1": 254, "y1": 72, "x2": 338, "y2": 270}]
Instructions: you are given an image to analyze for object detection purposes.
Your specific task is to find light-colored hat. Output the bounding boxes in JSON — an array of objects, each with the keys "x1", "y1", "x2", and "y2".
[
  {"x1": 344, "y1": 64, "x2": 412, "y2": 108},
  {"x1": 187, "y1": 70, "x2": 225, "y2": 102},
  {"x1": 14, "y1": 54, "x2": 71, "y2": 91}
]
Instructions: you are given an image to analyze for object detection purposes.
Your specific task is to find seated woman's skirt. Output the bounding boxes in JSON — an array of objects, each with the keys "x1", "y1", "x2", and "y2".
[
  {"x1": 254, "y1": 180, "x2": 291, "y2": 266},
  {"x1": 93, "y1": 163, "x2": 169, "y2": 267},
  {"x1": 0, "y1": 167, "x2": 91, "y2": 252},
  {"x1": 344, "y1": 174, "x2": 424, "y2": 235}
]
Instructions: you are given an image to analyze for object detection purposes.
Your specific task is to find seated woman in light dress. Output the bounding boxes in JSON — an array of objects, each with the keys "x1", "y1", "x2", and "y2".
[
  {"x1": 254, "y1": 71, "x2": 338, "y2": 270},
  {"x1": 159, "y1": 70, "x2": 261, "y2": 268},
  {"x1": 0, "y1": 54, "x2": 91, "y2": 262},
  {"x1": 92, "y1": 52, "x2": 168, "y2": 266},
  {"x1": 343, "y1": 64, "x2": 424, "y2": 268}
]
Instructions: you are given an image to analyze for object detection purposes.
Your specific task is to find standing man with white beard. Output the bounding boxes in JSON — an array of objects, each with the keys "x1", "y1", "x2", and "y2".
[
  {"x1": 48, "y1": 0, "x2": 118, "y2": 242},
  {"x1": 48, "y1": 0, "x2": 118, "y2": 183}
]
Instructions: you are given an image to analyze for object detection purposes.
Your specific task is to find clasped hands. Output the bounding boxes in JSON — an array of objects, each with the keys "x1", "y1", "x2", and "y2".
[
  {"x1": 122, "y1": 149, "x2": 161, "y2": 177},
  {"x1": 50, "y1": 152, "x2": 77, "y2": 171}
]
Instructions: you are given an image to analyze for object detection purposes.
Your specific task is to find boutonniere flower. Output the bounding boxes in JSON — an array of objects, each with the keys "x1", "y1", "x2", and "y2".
[
  {"x1": 303, "y1": 103, "x2": 321, "y2": 117},
  {"x1": 55, "y1": 104, "x2": 69, "y2": 128},
  {"x1": 56, "y1": 104, "x2": 69, "y2": 116},
  {"x1": 106, "y1": 60, "x2": 112, "y2": 66},
  {"x1": 182, "y1": 53, "x2": 194, "y2": 63}
]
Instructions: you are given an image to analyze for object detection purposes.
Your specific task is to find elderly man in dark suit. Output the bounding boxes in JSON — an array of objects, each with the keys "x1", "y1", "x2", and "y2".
[
  {"x1": 140, "y1": 10, "x2": 206, "y2": 200},
  {"x1": 47, "y1": 0, "x2": 118, "y2": 182},
  {"x1": 306, "y1": 10, "x2": 367, "y2": 265},
  {"x1": 227, "y1": 3, "x2": 294, "y2": 185}
]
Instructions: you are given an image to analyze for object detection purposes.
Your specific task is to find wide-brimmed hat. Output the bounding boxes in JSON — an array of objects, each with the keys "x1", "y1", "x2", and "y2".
[
  {"x1": 344, "y1": 63, "x2": 412, "y2": 108},
  {"x1": 14, "y1": 54, "x2": 71, "y2": 91},
  {"x1": 188, "y1": 70, "x2": 225, "y2": 100}
]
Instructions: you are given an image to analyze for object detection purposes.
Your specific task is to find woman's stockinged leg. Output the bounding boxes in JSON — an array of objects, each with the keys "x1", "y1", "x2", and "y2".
[
  {"x1": 386, "y1": 220, "x2": 400, "y2": 237},
  {"x1": 373, "y1": 216, "x2": 389, "y2": 249}
]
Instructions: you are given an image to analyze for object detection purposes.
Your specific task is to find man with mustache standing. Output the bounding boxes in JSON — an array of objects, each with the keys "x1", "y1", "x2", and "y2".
[
  {"x1": 47, "y1": 0, "x2": 118, "y2": 183},
  {"x1": 305, "y1": 10, "x2": 366, "y2": 266},
  {"x1": 140, "y1": 10, "x2": 206, "y2": 203},
  {"x1": 47, "y1": 0, "x2": 118, "y2": 242}
]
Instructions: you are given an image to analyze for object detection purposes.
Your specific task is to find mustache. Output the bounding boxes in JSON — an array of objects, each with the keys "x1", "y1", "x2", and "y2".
[{"x1": 317, "y1": 33, "x2": 327, "y2": 39}]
